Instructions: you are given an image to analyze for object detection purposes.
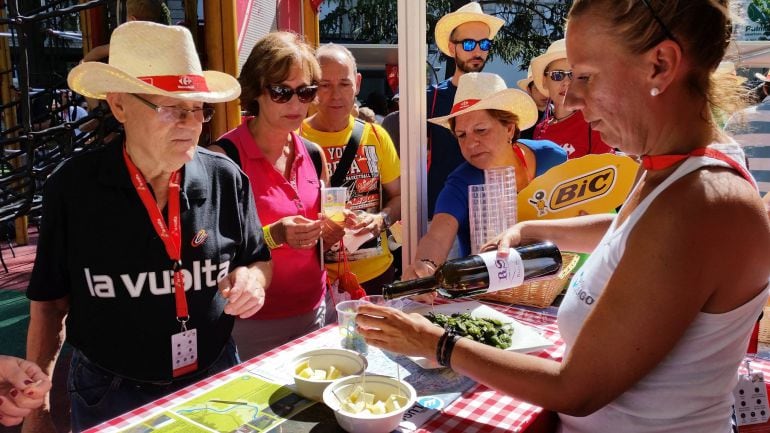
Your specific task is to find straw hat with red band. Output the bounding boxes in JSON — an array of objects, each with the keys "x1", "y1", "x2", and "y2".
[
  {"x1": 531, "y1": 38, "x2": 566, "y2": 98},
  {"x1": 429, "y1": 72, "x2": 538, "y2": 131},
  {"x1": 435, "y1": 2, "x2": 505, "y2": 57},
  {"x1": 516, "y1": 65, "x2": 535, "y2": 92},
  {"x1": 68, "y1": 21, "x2": 240, "y2": 104}
]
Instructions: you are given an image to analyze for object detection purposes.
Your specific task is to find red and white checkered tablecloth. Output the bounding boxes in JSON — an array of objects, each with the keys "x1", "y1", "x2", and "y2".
[
  {"x1": 84, "y1": 327, "x2": 337, "y2": 432},
  {"x1": 86, "y1": 303, "x2": 563, "y2": 433},
  {"x1": 87, "y1": 303, "x2": 770, "y2": 433},
  {"x1": 414, "y1": 305, "x2": 564, "y2": 433}
]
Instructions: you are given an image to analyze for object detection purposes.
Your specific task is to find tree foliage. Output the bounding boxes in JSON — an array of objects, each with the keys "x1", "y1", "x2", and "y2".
[
  {"x1": 749, "y1": 0, "x2": 770, "y2": 38},
  {"x1": 319, "y1": 0, "x2": 573, "y2": 68}
]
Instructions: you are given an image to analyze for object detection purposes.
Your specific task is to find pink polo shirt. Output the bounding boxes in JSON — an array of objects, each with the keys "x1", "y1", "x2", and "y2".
[{"x1": 219, "y1": 120, "x2": 325, "y2": 319}]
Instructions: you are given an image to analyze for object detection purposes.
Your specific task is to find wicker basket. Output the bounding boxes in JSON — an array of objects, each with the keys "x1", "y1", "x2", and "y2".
[{"x1": 477, "y1": 252, "x2": 581, "y2": 308}]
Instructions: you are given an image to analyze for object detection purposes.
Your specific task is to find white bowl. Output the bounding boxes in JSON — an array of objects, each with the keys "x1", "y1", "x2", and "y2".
[
  {"x1": 290, "y1": 348, "x2": 367, "y2": 401},
  {"x1": 323, "y1": 374, "x2": 417, "y2": 433}
]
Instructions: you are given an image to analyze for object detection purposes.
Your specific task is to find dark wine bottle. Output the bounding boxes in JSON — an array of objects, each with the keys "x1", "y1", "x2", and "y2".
[{"x1": 382, "y1": 241, "x2": 562, "y2": 300}]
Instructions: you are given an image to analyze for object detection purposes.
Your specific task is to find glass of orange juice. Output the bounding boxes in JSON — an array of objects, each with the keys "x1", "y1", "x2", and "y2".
[{"x1": 321, "y1": 187, "x2": 347, "y2": 223}]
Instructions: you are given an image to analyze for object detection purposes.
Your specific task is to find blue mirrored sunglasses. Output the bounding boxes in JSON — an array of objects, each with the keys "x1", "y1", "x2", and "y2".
[{"x1": 452, "y1": 38, "x2": 493, "y2": 52}]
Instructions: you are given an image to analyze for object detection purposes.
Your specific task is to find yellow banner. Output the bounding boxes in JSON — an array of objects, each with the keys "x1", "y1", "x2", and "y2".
[{"x1": 519, "y1": 154, "x2": 639, "y2": 220}]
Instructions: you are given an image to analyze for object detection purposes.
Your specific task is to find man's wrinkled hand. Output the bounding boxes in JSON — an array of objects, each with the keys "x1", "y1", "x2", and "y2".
[{"x1": 219, "y1": 266, "x2": 266, "y2": 318}]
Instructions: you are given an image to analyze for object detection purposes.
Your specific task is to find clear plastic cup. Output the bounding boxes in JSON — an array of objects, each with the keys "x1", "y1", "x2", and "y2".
[
  {"x1": 335, "y1": 300, "x2": 368, "y2": 354},
  {"x1": 469, "y1": 183, "x2": 505, "y2": 254},
  {"x1": 321, "y1": 187, "x2": 348, "y2": 223},
  {"x1": 484, "y1": 166, "x2": 516, "y2": 188},
  {"x1": 484, "y1": 166, "x2": 518, "y2": 230},
  {"x1": 361, "y1": 295, "x2": 405, "y2": 310}
]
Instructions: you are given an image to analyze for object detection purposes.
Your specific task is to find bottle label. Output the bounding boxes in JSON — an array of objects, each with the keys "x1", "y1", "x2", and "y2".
[{"x1": 479, "y1": 248, "x2": 525, "y2": 292}]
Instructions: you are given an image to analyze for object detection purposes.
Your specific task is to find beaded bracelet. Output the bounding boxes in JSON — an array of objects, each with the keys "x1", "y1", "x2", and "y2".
[{"x1": 262, "y1": 225, "x2": 282, "y2": 249}]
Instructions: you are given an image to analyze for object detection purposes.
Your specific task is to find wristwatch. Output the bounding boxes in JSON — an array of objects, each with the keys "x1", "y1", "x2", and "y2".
[{"x1": 378, "y1": 211, "x2": 392, "y2": 232}]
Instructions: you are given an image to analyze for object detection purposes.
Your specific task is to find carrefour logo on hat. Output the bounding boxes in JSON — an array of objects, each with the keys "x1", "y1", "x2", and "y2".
[{"x1": 178, "y1": 75, "x2": 193, "y2": 88}]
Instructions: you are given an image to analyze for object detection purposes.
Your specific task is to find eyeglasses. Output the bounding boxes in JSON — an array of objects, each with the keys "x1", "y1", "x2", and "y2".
[
  {"x1": 639, "y1": 0, "x2": 682, "y2": 48},
  {"x1": 130, "y1": 94, "x2": 214, "y2": 123},
  {"x1": 451, "y1": 38, "x2": 493, "y2": 52},
  {"x1": 265, "y1": 84, "x2": 318, "y2": 104},
  {"x1": 546, "y1": 70, "x2": 573, "y2": 82}
]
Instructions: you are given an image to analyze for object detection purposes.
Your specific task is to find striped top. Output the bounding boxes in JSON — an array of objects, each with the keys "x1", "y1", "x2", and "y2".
[{"x1": 724, "y1": 97, "x2": 770, "y2": 195}]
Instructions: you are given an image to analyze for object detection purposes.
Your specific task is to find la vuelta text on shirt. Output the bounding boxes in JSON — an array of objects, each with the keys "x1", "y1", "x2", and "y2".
[{"x1": 83, "y1": 259, "x2": 230, "y2": 298}]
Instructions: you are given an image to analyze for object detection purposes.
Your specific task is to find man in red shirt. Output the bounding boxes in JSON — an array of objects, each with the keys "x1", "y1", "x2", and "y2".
[{"x1": 531, "y1": 39, "x2": 614, "y2": 158}]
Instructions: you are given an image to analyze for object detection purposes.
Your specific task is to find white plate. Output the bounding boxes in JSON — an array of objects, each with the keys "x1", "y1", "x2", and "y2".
[{"x1": 403, "y1": 300, "x2": 553, "y2": 369}]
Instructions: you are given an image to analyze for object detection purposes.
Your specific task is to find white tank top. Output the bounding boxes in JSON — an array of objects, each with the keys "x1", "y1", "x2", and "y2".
[{"x1": 557, "y1": 143, "x2": 768, "y2": 433}]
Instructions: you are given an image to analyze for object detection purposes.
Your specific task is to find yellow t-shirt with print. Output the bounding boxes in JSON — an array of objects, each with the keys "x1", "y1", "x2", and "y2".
[{"x1": 300, "y1": 116, "x2": 401, "y2": 283}]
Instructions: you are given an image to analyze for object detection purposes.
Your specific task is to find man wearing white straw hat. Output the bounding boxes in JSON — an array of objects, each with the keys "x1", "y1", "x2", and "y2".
[
  {"x1": 24, "y1": 21, "x2": 272, "y2": 431},
  {"x1": 427, "y1": 1, "x2": 505, "y2": 219}
]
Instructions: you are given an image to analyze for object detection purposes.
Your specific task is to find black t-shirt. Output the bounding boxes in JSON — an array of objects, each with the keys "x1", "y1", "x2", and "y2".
[{"x1": 27, "y1": 142, "x2": 270, "y2": 381}]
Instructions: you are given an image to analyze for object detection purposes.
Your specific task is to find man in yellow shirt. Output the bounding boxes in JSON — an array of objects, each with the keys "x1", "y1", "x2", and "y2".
[{"x1": 301, "y1": 43, "x2": 401, "y2": 296}]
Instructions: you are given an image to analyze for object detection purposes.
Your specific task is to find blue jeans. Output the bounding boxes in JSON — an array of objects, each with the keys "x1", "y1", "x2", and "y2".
[{"x1": 68, "y1": 338, "x2": 240, "y2": 432}]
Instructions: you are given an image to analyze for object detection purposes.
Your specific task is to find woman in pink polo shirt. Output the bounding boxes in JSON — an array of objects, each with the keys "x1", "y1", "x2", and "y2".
[{"x1": 210, "y1": 32, "x2": 329, "y2": 359}]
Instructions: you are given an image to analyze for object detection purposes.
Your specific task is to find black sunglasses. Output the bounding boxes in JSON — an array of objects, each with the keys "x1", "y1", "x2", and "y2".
[
  {"x1": 546, "y1": 70, "x2": 573, "y2": 82},
  {"x1": 639, "y1": 0, "x2": 682, "y2": 48},
  {"x1": 452, "y1": 38, "x2": 493, "y2": 52},
  {"x1": 265, "y1": 84, "x2": 318, "y2": 104}
]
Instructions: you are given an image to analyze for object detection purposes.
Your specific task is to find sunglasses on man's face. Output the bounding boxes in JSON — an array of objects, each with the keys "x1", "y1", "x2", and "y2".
[
  {"x1": 546, "y1": 70, "x2": 573, "y2": 82},
  {"x1": 265, "y1": 84, "x2": 318, "y2": 104},
  {"x1": 452, "y1": 38, "x2": 493, "y2": 52}
]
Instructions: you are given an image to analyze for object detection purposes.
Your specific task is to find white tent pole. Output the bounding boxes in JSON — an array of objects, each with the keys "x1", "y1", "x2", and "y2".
[{"x1": 397, "y1": 0, "x2": 428, "y2": 271}]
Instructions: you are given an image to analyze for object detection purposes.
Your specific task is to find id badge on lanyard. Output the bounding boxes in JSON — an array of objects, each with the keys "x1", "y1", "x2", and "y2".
[
  {"x1": 123, "y1": 147, "x2": 198, "y2": 377},
  {"x1": 734, "y1": 360, "x2": 770, "y2": 428}
]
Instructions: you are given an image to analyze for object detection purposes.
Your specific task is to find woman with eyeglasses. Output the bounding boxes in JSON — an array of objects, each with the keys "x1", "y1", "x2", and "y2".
[
  {"x1": 531, "y1": 39, "x2": 614, "y2": 159},
  {"x1": 210, "y1": 32, "x2": 330, "y2": 359},
  {"x1": 357, "y1": 1, "x2": 770, "y2": 431}
]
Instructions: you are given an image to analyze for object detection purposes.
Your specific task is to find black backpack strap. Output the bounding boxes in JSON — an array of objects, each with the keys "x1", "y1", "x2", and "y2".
[
  {"x1": 299, "y1": 136, "x2": 323, "y2": 180},
  {"x1": 330, "y1": 119, "x2": 365, "y2": 187},
  {"x1": 213, "y1": 137, "x2": 242, "y2": 167}
]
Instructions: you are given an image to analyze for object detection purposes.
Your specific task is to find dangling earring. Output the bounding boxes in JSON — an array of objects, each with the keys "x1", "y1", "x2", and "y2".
[{"x1": 650, "y1": 87, "x2": 660, "y2": 97}]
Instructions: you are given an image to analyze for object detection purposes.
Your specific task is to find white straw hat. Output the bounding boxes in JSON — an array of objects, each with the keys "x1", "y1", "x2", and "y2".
[
  {"x1": 68, "y1": 21, "x2": 240, "y2": 103},
  {"x1": 531, "y1": 39, "x2": 567, "y2": 98},
  {"x1": 429, "y1": 72, "x2": 538, "y2": 131},
  {"x1": 516, "y1": 65, "x2": 534, "y2": 92},
  {"x1": 435, "y1": 2, "x2": 505, "y2": 57}
]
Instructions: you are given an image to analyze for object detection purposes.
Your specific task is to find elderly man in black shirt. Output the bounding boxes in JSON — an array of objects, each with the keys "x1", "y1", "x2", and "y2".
[{"x1": 24, "y1": 22, "x2": 272, "y2": 432}]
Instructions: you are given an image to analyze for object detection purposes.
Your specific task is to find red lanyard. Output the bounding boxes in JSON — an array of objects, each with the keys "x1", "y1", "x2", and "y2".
[
  {"x1": 512, "y1": 143, "x2": 533, "y2": 183},
  {"x1": 122, "y1": 147, "x2": 189, "y2": 321},
  {"x1": 642, "y1": 147, "x2": 760, "y2": 354},
  {"x1": 641, "y1": 147, "x2": 754, "y2": 186}
]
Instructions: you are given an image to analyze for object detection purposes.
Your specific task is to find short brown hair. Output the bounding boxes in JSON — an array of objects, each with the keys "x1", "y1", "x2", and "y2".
[
  {"x1": 568, "y1": 0, "x2": 744, "y2": 115},
  {"x1": 239, "y1": 32, "x2": 321, "y2": 116}
]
